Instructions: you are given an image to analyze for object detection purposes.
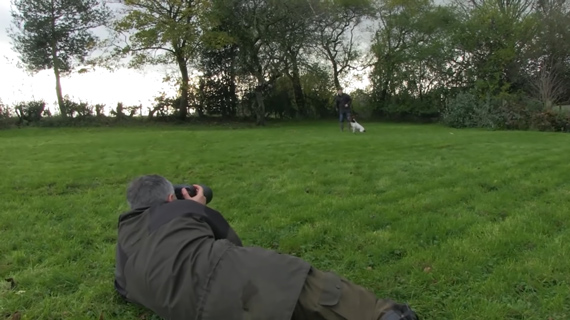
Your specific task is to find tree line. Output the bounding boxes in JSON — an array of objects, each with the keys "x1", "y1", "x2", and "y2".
[{"x1": 4, "y1": 0, "x2": 570, "y2": 131}]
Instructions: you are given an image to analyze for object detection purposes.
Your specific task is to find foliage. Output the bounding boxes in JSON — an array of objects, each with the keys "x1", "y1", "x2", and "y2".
[
  {"x1": 350, "y1": 89, "x2": 375, "y2": 119},
  {"x1": 110, "y1": 0, "x2": 229, "y2": 120},
  {"x1": 441, "y1": 90, "x2": 552, "y2": 130},
  {"x1": 109, "y1": 102, "x2": 142, "y2": 118},
  {"x1": 199, "y1": 43, "x2": 239, "y2": 118},
  {"x1": 13, "y1": 100, "x2": 47, "y2": 125},
  {"x1": 8, "y1": 0, "x2": 111, "y2": 116},
  {"x1": 370, "y1": 0, "x2": 459, "y2": 117},
  {"x1": 532, "y1": 110, "x2": 570, "y2": 132},
  {"x1": 94, "y1": 104, "x2": 106, "y2": 117},
  {"x1": 148, "y1": 93, "x2": 179, "y2": 118},
  {"x1": 209, "y1": 0, "x2": 290, "y2": 125},
  {"x1": 263, "y1": 77, "x2": 295, "y2": 119},
  {"x1": 0, "y1": 100, "x2": 11, "y2": 119},
  {"x1": 441, "y1": 92, "x2": 481, "y2": 128},
  {"x1": 309, "y1": 0, "x2": 375, "y2": 89},
  {"x1": 299, "y1": 63, "x2": 336, "y2": 118},
  {"x1": 62, "y1": 97, "x2": 94, "y2": 118},
  {"x1": 7, "y1": 0, "x2": 570, "y2": 131},
  {"x1": 0, "y1": 100, "x2": 15, "y2": 129}
]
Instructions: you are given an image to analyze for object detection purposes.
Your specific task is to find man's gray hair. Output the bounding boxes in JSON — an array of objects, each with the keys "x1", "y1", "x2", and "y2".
[{"x1": 126, "y1": 174, "x2": 175, "y2": 209}]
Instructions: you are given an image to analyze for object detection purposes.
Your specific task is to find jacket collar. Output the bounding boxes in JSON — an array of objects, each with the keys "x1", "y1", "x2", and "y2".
[{"x1": 117, "y1": 201, "x2": 168, "y2": 224}]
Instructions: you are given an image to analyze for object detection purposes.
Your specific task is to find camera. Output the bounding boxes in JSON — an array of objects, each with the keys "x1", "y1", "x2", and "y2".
[
  {"x1": 174, "y1": 184, "x2": 214, "y2": 204},
  {"x1": 381, "y1": 306, "x2": 418, "y2": 320}
]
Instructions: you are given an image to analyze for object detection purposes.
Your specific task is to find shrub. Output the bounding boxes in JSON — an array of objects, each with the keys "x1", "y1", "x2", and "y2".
[
  {"x1": 441, "y1": 92, "x2": 480, "y2": 128},
  {"x1": 94, "y1": 104, "x2": 106, "y2": 117},
  {"x1": 62, "y1": 97, "x2": 94, "y2": 118},
  {"x1": 532, "y1": 110, "x2": 570, "y2": 132},
  {"x1": 477, "y1": 95, "x2": 539, "y2": 131},
  {"x1": 0, "y1": 100, "x2": 15, "y2": 129},
  {"x1": 14, "y1": 100, "x2": 47, "y2": 124},
  {"x1": 351, "y1": 89, "x2": 375, "y2": 120},
  {"x1": 0, "y1": 101, "x2": 11, "y2": 119},
  {"x1": 442, "y1": 92, "x2": 547, "y2": 131}
]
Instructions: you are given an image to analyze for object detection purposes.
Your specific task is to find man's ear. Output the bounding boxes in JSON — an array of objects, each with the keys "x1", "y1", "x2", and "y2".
[{"x1": 167, "y1": 194, "x2": 176, "y2": 202}]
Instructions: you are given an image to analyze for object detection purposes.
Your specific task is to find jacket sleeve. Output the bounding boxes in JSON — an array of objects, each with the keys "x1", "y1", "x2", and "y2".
[
  {"x1": 202, "y1": 206, "x2": 244, "y2": 247},
  {"x1": 149, "y1": 200, "x2": 244, "y2": 247},
  {"x1": 114, "y1": 242, "x2": 128, "y2": 299}
]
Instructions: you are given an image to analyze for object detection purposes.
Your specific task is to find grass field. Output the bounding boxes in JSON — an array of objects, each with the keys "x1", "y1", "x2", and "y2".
[{"x1": 1, "y1": 122, "x2": 570, "y2": 320}]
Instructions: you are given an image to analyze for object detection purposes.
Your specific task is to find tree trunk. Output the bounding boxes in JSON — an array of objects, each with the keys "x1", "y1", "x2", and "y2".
[
  {"x1": 197, "y1": 79, "x2": 206, "y2": 118},
  {"x1": 176, "y1": 53, "x2": 189, "y2": 120},
  {"x1": 53, "y1": 61, "x2": 65, "y2": 117},
  {"x1": 229, "y1": 59, "x2": 237, "y2": 118},
  {"x1": 50, "y1": 17, "x2": 65, "y2": 117},
  {"x1": 252, "y1": 68, "x2": 266, "y2": 126},
  {"x1": 229, "y1": 81, "x2": 237, "y2": 117},
  {"x1": 254, "y1": 87, "x2": 265, "y2": 126},
  {"x1": 290, "y1": 56, "x2": 306, "y2": 117},
  {"x1": 332, "y1": 61, "x2": 341, "y2": 90}
]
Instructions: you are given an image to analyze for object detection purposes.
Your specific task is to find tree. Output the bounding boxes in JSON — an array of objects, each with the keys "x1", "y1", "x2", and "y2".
[
  {"x1": 199, "y1": 43, "x2": 239, "y2": 118},
  {"x1": 451, "y1": 0, "x2": 537, "y2": 96},
  {"x1": 310, "y1": 0, "x2": 374, "y2": 90},
  {"x1": 110, "y1": 0, "x2": 227, "y2": 120},
  {"x1": 529, "y1": 58, "x2": 566, "y2": 108},
  {"x1": 197, "y1": 5, "x2": 239, "y2": 119},
  {"x1": 214, "y1": 0, "x2": 288, "y2": 126},
  {"x1": 370, "y1": 0, "x2": 458, "y2": 116},
  {"x1": 8, "y1": 0, "x2": 111, "y2": 117},
  {"x1": 301, "y1": 62, "x2": 336, "y2": 117},
  {"x1": 526, "y1": 0, "x2": 570, "y2": 104},
  {"x1": 271, "y1": 0, "x2": 319, "y2": 117}
]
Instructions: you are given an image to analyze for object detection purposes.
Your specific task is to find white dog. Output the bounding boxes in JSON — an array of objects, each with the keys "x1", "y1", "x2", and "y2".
[{"x1": 350, "y1": 117, "x2": 366, "y2": 133}]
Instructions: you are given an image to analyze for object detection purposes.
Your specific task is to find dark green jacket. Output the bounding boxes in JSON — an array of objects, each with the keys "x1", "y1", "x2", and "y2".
[
  {"x1": 335, "y1": 93, "x2": 352, "y2": 113},
  {"x1": 114, "y1": 200, "x2": 311, "y2": 320}
]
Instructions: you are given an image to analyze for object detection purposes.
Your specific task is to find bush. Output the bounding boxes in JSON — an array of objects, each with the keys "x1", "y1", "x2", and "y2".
[
  {"x1": 532, "y1": 110, "x2": 570, "y2": 132},
  {"x1": 442, "y1": 92, "x2": 546, "y2": 131},
  {"x1": 94, "y1": 104, "x2": 106, "y2": 117},
  {"x1": 0, "y1": 101, "x2": 11, "y2": 119},
  {"x1": 0, "y1": 101, "x2": 15, "y2": 129},
  {"x1": 477, "y1": 95, "x2": 540, "y2": 131},
  {"x1": 441, "y1": 92, "x2": 480, "y2": 128},
  {"x1": 110, "y1": 102, "x2": 141, "y2": 118},
  {"x1": 62, "y1": 97, "x2": 94, "y2": 118},
  {"x1": 14, "y1": 100, "x2": 47, "y2": 125},
  {"x1": 351, "y1": 89, "x2": 375, "y2": 119}
]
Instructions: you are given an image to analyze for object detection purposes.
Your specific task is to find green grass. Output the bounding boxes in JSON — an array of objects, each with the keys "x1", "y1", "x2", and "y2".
[{"x1": 1, "y1": 122, "x2": 570, "y2": 320}]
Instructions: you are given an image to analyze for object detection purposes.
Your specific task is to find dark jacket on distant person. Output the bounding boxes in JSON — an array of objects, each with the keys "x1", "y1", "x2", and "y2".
[
  {"x1": 335, "y1": 93, "x2": 352, "y2": 113},
  {"x1": 114, "y1": 200, "x2": 311, "y2": 320}
]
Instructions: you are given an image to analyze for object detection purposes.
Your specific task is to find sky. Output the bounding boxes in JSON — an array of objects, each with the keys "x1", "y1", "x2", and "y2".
[{"x1": 0, "y1": 0, "x2": 373, "y2": 114}]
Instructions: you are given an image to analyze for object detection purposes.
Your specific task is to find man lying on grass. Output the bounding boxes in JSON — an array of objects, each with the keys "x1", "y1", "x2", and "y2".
[{"x1": 114, "y1": 174, "x2": 419, "y2": 320}]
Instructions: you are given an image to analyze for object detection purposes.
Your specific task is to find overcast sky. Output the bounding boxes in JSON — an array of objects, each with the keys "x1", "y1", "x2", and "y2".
[
  {"x1": 0, "y1": 0, "x2": 373, "y2": 113},
  {"x1": 0, "y1": 0, "x2": 181, "y2": 114}
]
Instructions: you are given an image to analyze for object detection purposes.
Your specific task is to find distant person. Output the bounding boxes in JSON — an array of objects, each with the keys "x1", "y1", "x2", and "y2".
[
  {"x1": 335, "y1": 88, "x2": 352, "y2": 131},
  {"x1": 114, "y1": 174, "x2": 419, "y2": 320}
]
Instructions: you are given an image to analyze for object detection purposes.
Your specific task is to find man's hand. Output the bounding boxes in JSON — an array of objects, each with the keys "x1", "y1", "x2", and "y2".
[{"x1": 181, "y1": 185, "x2": 207, "y2": 206}]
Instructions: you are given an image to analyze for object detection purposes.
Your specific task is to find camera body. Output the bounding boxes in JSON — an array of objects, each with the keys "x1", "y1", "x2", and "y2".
[
  {"x1": 381, "y1": 306, "x2": 418, "y2": 320},
  {"x1": 381, "y1": 311, "x2": 403, "y2": 320},
  {"x1": 174, "y1": 184, "x2": 214, "y2": 204}
]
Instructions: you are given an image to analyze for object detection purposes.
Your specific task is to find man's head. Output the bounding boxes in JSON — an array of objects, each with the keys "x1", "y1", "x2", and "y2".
[
  {"x1": 126, "y1": 174, "x2": 176, "y2": 210},
  {"x1": 337, "y1": 88, "x2": 343, "y2": 95}
]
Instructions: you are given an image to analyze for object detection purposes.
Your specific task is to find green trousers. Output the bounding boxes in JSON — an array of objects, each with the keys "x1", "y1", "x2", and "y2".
[{"x1": 291, "y1": 267, "x2": 399, "y2": 320}]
